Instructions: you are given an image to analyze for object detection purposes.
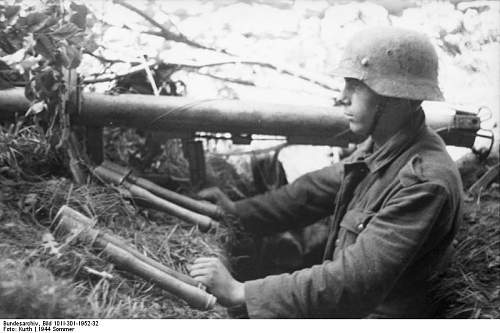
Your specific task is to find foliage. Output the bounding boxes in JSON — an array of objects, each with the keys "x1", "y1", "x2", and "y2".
[
  {"x1": 0, "y1": 1, "x2": 91, "y2": 91},
  {"x1": 0, "y1": 0, "x2": 95, "y2": 165}
]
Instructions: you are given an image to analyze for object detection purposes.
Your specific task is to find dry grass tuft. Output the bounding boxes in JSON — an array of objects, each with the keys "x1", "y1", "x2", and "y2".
[
  {"x1": 434, "y1": 183, "x2": 500, "y2": 318},
  {"x1": 0, "y1": 125, "x2": 65, "y2": 180},
  {"x1": 0, "y1": 260, "x2": 89, "y2": 318}
]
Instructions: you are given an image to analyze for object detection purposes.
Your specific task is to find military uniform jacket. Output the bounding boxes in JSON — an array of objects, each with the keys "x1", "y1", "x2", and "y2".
[{"x1": 233, "y1": 109, "x2": 463, "y2": 318}]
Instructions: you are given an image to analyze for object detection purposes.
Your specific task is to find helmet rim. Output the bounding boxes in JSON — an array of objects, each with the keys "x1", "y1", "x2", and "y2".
[{"x1": 332, "y1": 66, "x2": 444, "y2": 101}]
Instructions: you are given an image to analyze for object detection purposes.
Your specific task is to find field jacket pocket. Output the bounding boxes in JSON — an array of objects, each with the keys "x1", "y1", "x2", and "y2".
[{"x1": 337, "y1": 210, "x2": 375, "y2": 249}]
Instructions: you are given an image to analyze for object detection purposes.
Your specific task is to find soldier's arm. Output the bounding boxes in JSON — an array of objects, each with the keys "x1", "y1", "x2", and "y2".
[
  {"x1": 234, "y1": 163, "x2": 343, "y2": 235},
  {"x1": 243, "y1": 181, "x2": 450, "y2": 317}
]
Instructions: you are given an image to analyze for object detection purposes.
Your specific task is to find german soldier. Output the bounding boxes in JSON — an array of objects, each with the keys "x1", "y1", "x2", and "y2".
[{"x1": 189, "y1": 26, "x2": 463, "y2": 318}]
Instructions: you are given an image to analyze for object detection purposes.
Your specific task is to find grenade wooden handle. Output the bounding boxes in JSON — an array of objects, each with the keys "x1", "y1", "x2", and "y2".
[
  {"x1": 101, "y1": 161, "x2": 224, "y2": 220},
  {"x1": 102, "y1": 242, "x2": 216, "y2": 310},
  {"x1": 93, "y1": 166, "x2": 219, "y2": 232},
  {"x1": 52, "y1": 205, "x2": 216, "y2": 310}
]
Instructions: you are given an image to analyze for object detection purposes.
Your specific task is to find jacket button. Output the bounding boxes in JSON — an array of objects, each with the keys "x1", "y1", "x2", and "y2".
[{"x1": 357, "y1": 223, "x2": 364, "y2": 231}]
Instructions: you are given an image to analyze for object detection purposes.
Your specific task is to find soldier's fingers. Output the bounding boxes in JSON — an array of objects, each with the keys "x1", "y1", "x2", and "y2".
[
  {"x1": 193, "y1": 257, "x2": 218, "y2": 265},
  {"x1": 197, "y1": 188, "x2": 220, "y2": 201},
  {"x1": 188, "y1": 262, "x2": 212, "y2": 272},
  {"x1": 189, "y1": 267, "x2": 211, "y2": 278},
  {"x1": 192, "y1": 275, "x2": 210, "y2": 288}
]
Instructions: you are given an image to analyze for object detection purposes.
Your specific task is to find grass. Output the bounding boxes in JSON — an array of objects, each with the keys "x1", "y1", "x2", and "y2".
[
  {"x1": 0, "y1": 125, "x2": 230, "y2": 318},
  {"x1": 1, "y1": 124, "x2": 499, "y2": 318},
  {"x1": 433, "y1": 183, "x2": 500, "y2": 318},
  {"x1": 0, "y1": 260, "x2": 88, "y2": 318},
  {"x1": 0, "y1": 175, "x2": 230, "y2": 318}
]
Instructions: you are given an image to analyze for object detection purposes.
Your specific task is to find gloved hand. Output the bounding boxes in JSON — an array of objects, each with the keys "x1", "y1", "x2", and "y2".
[
  {"x1": 189, "y1": 257, "x2": 245, "y2": 308},
  {"x1": 197, "y1": 187, "x2": 237, "y2": 216}
]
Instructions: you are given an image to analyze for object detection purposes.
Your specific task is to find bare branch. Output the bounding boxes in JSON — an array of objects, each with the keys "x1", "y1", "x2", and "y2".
[
  {"x1": 82, "y1": 61, "x2": 159, "y2": 84},
  {"x1": 83, "y1": 50, "x2": 126, "y2": 65},
  {"x1": 82, "y1": 75, "x2": 119, "y2": 84},
  {"x1": 141, "y1": 55, "x2": 160, "y2": 95},
  {"x1": 107, "y1": 3, "x2": 337, "y2": 92},
  {"x1": 83, "y1": 59, "x2": 338, "y2": 92},
  {"x1": 208, "y1": 143, "x2": 289, "y2": 157},
  {"x1": 197, "y1": 72, "x2": 256, "y2": 86},
  {"x1": 83, "y1": 67, "x2": 256, "y2": 86},
  {"x1": 113, "y1": 0, "x2": 233, "y2": 55},
  {"x1": 181, "y1": 60, "x2": 339, "y2": 92}
]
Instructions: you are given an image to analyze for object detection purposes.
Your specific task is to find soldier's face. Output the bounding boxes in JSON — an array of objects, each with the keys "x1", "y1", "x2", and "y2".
[{"x1": 338, "y1": 78, "x2": 380, "y2": 137}]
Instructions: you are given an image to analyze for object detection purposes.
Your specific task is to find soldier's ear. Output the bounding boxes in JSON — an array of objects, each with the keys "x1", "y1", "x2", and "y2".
[
  {"x1": 375, "y1": 96, "x2": 389, "y2": 113},
  {"x1": 413, "y1": 100, "x2": 423, "y2": 109},
  {"x1": 406, "y1": 99, "x2": 422, "y2": 111}
]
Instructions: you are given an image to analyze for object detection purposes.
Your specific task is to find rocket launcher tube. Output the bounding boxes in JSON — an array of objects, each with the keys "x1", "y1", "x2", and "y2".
[
  {"x1": 93, "y1": 166, "x2": 219, "y2": 232},
  {"x1": 100, "y1": 161, "x2": 224, "y2": 220}
]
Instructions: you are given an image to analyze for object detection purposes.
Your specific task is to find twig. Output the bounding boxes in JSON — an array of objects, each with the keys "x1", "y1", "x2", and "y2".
[
  {"x1": 208, "y1": 142, "x2": 289, "y2": 157},
  {"x1": 83, "y1": 266, "x2": 114, "y2": 279},
  {"x1": 85, "y1": 67, "x2": 254, "y2": 88},
  {"x1": 113, "y1": 0, "x2": 231, "y2": 55},
  {"x1": 141, "y1": 55, "x2": 159, "y2": 96},
  {"x1": 198, "y1": 72, "x2": 256, "y2": 86},
  {"x1": 117, "y1": 20, "x2": 337, "y2": 90},
  {"x1": 83, "y1": 61, "x2": 157, "y2": 84},
  {"x1": 83, "y1": 73, "x2": 128, "y2": 84},
  {"x1": 184, "y1": 60, "x2": 339, "y2": 91},
  {"x1": 83, "y1": 50, "x2": 126, "y2": 65},
  {"x1": 468, "y1": 163, "x2": 500, "y2": 196},
  {"x1": 92, "y1": 2, "x2": 338, "y2": 92},
  {"x1": 83, "y1": 59, "x2": 339, "y2": 92}
]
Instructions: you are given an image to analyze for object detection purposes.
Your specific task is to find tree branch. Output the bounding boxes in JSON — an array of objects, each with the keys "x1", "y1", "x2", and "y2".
[
  {"x1": 82, "y1": 61, "x2": 158, "y2": 84},
  {"x1": 83, "y1": 66, "x2": 256, "y2": 87},
  {"x1": 198, "y1": 72, "x2": 256, "y2": 86},
  {"x1": 208, "y1": 142, "x2": 289, "y2": 157},
  {"x1": 83, "y1": 50, "x2": 126, "y2": 65},
  {"x1": 180, "y1": 60, "x2": 339, "y2": 92},
  {"x1": 111, "y1": 2, "x2": 338, "y2": 92},
  {"x1": 113, "y1": 0, "x2": 233, "y2": 55},
  {"x1": 82, "y1": 59, "x2": 339, "y2": 92}
]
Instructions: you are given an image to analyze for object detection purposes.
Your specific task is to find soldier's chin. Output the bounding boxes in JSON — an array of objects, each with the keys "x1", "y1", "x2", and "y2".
[{"x1": 348, "y1": 124, "x2": 369, "y2": 142}]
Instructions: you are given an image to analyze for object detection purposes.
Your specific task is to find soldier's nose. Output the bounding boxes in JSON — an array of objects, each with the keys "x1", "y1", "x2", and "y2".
[{"x1": 334, "y1": 96, "x2": 351, "y2": 106}]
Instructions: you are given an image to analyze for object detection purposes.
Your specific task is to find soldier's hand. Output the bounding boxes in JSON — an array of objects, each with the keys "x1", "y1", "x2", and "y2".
[
  {"x1": 197, "y1": 187, "x2": 236, "y2": 216},
  {"x1": 189, "y1": 257, "x2": 245, "y2": 308}
]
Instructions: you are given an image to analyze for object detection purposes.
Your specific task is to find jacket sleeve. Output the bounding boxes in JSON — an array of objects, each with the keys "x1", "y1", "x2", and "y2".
[
  {"x1": 233, "y1": 163, "x2": 343, "y2": 235},
  {"x1": 243, "y1": 182, "x2": 449, "y2": 318}
]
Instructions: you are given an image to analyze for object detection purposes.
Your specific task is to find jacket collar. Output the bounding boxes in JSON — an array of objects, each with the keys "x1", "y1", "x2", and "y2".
[{"x1": 349, "y1": 107, "x2": 426, "y2": 174}]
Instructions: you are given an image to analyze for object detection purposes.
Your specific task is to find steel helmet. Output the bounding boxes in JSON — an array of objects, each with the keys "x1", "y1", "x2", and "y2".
[{"x1": 332, "y1": 26, "x2": 444, "y2": 101}]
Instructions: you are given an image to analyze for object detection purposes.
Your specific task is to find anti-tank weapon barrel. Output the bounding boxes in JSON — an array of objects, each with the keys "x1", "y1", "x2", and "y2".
[{"x1": 0, "y1": 87, "x2": 481, "y2": 148}]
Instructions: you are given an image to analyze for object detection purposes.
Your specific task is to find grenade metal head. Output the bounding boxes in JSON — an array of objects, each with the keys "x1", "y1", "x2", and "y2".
[{"x1": 52, "y1": 205, "x2": 98, "y2": 246}]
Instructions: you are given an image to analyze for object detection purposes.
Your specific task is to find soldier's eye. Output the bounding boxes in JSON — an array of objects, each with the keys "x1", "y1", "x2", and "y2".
[{"x1": 345, "y1": 78, "x2": 359, "y2": 90}]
